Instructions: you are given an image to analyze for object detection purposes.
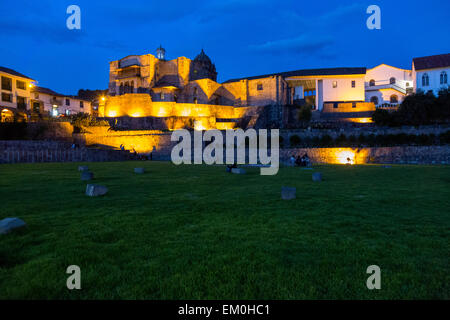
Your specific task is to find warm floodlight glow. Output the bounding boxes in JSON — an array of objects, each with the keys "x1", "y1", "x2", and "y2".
[
  {"x1": 194, "y1": 121, "x2": 205, "y2": 131},
  {"x1": 336, "y1": 150, "x2": 355, "y2": 165},
  {"x1": 101, "y1": 96, "x2": 106, "y2": 101},
  {"x1": 107, "y1": 111, "x2": 117, "y2": 117}
]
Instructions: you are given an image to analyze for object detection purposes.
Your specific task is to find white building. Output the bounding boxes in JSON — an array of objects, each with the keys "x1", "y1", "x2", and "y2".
[
  {"x1": 413, "y1": 53, "x2": 450, "y2": 95},
  {"x1": 0, "y1": 66, "x2": 35, "y2": 121},
  {"x1": 365, "y1": 64, "x2": 413, "y2": 107},
  {"x1": 284, "y1": 68, "x2": 367, "y2": 111},
  {"x1": 31, "y1": 86, "x2": 92, "y2": 117}
]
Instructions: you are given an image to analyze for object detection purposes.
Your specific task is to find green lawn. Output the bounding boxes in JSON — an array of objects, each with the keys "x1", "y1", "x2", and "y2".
[{"x1": 0, "y1": 161, "x2": 449, "y2": 299}]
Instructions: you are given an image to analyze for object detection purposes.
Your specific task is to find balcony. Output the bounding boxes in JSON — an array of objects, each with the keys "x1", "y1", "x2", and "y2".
[
  {"x1": 366, "y1": 83, "x2": 408, "y2": 94},
  {"x1": 117, "y1": 66, "x2": 141, "y2": 79}
]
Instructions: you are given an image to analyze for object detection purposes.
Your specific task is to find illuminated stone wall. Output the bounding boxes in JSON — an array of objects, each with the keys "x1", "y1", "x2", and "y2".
[
  {"x1": 281, "y1": 146, "x2": 450, "y2": 165},
  {"x1": 76, "y1": 126, "x2": 172, "y2": 154},
  {"x1": 322, "y1": 102, "x2": 375, "y2": 113},
  {"x1": 100, "y1": 94, "x2": 249, "y2": 130}
]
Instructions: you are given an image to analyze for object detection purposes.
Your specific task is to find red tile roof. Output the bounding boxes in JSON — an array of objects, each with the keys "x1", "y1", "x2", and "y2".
[{"x1": 413, "y1": 53, "x2": 450, "y2": 71}]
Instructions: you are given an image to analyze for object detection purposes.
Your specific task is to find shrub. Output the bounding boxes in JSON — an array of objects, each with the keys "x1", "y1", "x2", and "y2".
[
  {"x1": 289, "y1": 135, "x2": 301, "y2": 147},
  {"x1": 372, "y1": 109, "x2": 393, "y2": 126},
  {"x1": 439, "y1": 130, "x2": 450, "y2": 144},
  {"x1": 319, "y1": 134, "x2": 333, "y2": 147},
  {"x1": 0, "y1": 122, "x2": 27, "y2": 140},
  {"x1": 298, "y1": 105, "x2": 312, "y2": 122}
]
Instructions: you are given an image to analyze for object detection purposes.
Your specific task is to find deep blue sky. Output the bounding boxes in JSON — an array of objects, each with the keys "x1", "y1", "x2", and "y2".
[{"x1": 1, "y1": 0, "x2": 449, "y2": 94}]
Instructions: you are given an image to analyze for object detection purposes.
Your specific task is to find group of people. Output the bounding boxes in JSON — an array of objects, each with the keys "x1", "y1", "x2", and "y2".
[
  {"x1": 119, "y1": 144, "x2": 156, "y2": 161},
  {"x1": 290, "y1": 153, "x2": 311, "y2": 167}
]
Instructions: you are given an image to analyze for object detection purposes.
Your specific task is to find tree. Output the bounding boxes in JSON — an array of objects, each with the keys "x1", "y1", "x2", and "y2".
[{"x1": 298, "y1": 105, "x2": 312, "y2": 122}]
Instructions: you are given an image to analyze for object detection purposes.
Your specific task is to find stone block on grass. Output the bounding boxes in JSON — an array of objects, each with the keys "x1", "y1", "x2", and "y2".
[
  {"x1": 78, "y1": 166, "x2": 89, "y2": 172},
  {"x1": 81, "y1": 171, "x2": 94, "y2": 181},
  {"x1": 281, "y1": 187, "x2": 296, "y2": 200},
  {"x1": 86, "y1": 184, "x2": 108, "y2": 197},
  {"x1": 134, "y1": 168, "x2": 145, "y2": 174},
  {"x1": 0, "y1": 217, "x2": 26, "y2": 235},
  {"x1": 231, "y1": 168, "x2": 246, "y2": 175},
  {"x1": 312, "y1": 172, "x2": 322, "y2": 182}
]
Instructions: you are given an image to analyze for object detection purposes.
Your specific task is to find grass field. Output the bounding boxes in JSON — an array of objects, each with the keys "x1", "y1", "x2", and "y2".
[{"x1": 0, "y1": 161, "x2": 449, "y2": 299}]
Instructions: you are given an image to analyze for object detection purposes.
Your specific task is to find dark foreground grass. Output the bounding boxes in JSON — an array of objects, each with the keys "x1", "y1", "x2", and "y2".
[{"x1": 0, "y1": 161, "x2": 449, "y2": 299}]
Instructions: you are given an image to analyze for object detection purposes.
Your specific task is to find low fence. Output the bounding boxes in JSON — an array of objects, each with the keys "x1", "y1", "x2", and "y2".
[{"x1": 0, "y1": 140, "x2": 133, "y2": 164}]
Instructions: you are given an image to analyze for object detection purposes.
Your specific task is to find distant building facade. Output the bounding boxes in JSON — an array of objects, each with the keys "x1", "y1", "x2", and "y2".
[
  {"x1": 413, "y1": 53, "x2": 450, "y2": 95},
  {"x1": 0, "y1": 66, "x2": 35, "y2": 121},
  {"x1": 31, "y1": 86, "x2": 92, "y2": 117},
  {"x1": 365, "y1": 64, "x2": 413, "y2": 107}
]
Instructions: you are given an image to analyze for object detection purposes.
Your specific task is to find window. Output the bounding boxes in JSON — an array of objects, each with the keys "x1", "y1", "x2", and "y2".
[
  {"x1": 333, "y1": 103, "x2": 338, "y2": 109},
  {"x1": 194, "y1": 98, "x2": 198, "y2": 104},
  {"x1": 52, "y1": 106, "x2": 58, "y2": 117},
  {"x1": 390, "y1": 95, "x2": 398, "y2": 104},
  {"x1": 369, "y1": 79, "x2": 375, "y2": 86},
  {"x1": 66, "y1": 110, "x2": 71, "y2": 116},
  {"x1": 1, "y1": 92, "x2": 12, "y2": 102},
  {"x1": 34, "y1": 93, "x2": 39, "y2": 99},
  {"x1": 422, "y1": 73, "x2": 429, "y2": 86},
  {"x1": 440, "y1": 71, "x2": 448, "y2": 84},
  {"x1": 370, "y1": 96, "x2": 379, "y2": 105},
  {"x1": 66, "y1": 98, "x2": 70, "y2": 106},
  {"x1": 160, "y1": 92, "x2": 165, "y2": 100},
  {"x1": 351, "y1": 80, "x2": 356, "y2": 88},
  {"x1": 332, "y1": 81, "x2": 337, "y2": 88},
  {"x1": 80, "y1": 101, "x2": 84, "y2": 108},
  {"x1": 32, "y1": 102, "x2": 40, "y2": 113},
  {"x1": 257, "y1": 83, "x2": 263, "y2": 91},
  {"x1": 16, "y1": 80, "x2": 26, "y2": 90},
  {"x1": 406, "y1": 82, "x2": 410, "y2": 87},
  {"x1": 352, "y1": 102, "x2": 356, "y2": 108},
  {"x1": 17, "y1": 96, "x2": 26, "y2": 110},
  {"x1": 194, "y1": 87, "x2": 198, "y2": 95},
  {"x1": 1, "y1": 76, "x2": 12, "y2": 91},
  {"x1": 390, "y1": 77, "x2": 396, "y2": 84}
]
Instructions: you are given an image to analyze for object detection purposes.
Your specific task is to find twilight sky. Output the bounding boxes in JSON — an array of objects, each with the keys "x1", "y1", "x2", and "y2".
[{"x1": 1, "y1": 0, "x2": 449, "y2": 94}]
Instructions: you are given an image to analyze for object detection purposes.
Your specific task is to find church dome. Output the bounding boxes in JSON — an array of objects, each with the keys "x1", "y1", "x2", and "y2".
[{"x1": 194, "y1": 49, "x2": 212, "y2": 64}]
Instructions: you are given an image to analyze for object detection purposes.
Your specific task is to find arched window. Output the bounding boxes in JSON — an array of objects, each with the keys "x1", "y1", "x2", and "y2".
[
  {"x1": 422, "y1": 74, "x2": 429, "y2": 87},
  {"x1": 441, "y1": 71, "x2": 448, "y2": 84},
  {"x1": 119, "y1": 83, "x2": 124, "y2": 95},
  {"x1": 390, "y1": 77, "x2": 396, "y2": 84},
  {"x1": 390, "y1": 95, "x2": 398, "y2": 104},
  {"x1": 370, "y1": 96, "x2": 379, "y2": 105},
  {"x1": 130, "y1": 81, "x2": 134, "y2": 93},
  {"x1": 369, "y1": 79, "x2": 375, "y2": 86},
  {"x1": 194, "y1": 97, "x2": 198, "y2": 104}
]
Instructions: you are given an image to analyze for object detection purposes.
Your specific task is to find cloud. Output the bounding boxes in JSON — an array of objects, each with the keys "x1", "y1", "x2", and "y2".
[{"x1": 249, "y1": 35, "x2": 333, "y2": 55}]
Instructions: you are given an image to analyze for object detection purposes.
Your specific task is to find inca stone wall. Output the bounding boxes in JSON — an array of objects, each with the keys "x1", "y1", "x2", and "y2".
[{"x1": 281, "y1": 146, "x2": 450, "y2": 165}]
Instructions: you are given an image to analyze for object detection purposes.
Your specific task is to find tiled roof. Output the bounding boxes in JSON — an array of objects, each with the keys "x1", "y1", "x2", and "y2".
[
  {"x1": 33, "y1": 86, "x2": 90, "y2": 101},
  {"x1": 33, "y1": 86, "x2": 65, "y2": 97},
  {"x1": 0, "y1": 66, "x2": 35, "y2": 80},
  {"x1": 413, "y1": 53, "x2": 450, "y2": 71},
  {"x1": 223, "y1": 67, "x2": 366, "y2": 83}
]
